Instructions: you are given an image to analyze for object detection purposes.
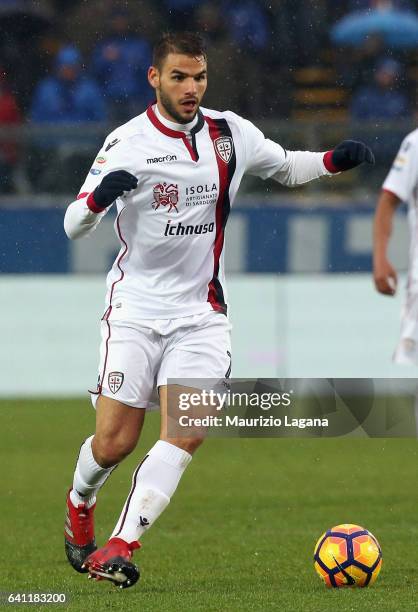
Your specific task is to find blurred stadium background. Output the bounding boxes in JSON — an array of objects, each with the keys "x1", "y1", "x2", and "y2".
[{"x1": 1, "y1": 0, "x2": 418, "y2": 398}]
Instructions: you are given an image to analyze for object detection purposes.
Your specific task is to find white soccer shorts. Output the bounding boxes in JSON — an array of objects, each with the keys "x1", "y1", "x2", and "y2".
[{"x1": 90, "y1": 311, "x2": 232, "y2": 409}]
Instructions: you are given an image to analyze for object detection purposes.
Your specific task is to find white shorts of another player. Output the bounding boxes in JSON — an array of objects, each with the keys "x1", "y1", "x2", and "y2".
[{"x1": 91, "y1": 310, "x2": 232, "y2": 409}]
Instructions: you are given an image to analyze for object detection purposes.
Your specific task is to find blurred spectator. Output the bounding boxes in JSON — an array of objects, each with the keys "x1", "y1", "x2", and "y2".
[
  {"x1": 91, "y1": 8, "x2": 153, "y2": 122},
  {"x1": 336, "y1": 33, "x2": 387, "y2": 91},
  {"x1": 31, "y1": 45, "x2": 105, "y2": 123},
  {"x1": 350, "y1": 58, "x2": 410, "y2": 165},
  {"x1": 332, "y1": 0, "x2": 418, "y2": 91},
  {"x1": 351, "y1": 58, "x2": 409, "y2": 121},
  {"x1": 29, "y1": 45, "x2": 105, "y2": 193},
  {"x1": 0, "y1": 67, "x2": 21, "y2": 193}
]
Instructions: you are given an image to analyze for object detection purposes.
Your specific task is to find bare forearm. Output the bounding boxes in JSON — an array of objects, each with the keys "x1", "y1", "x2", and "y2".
[
  {"x1": 373, "y1": 189, "x2": 401, "y2": 295},
  {"x1": 373, "y1": 190, "x2": 400, "y2": 262}
]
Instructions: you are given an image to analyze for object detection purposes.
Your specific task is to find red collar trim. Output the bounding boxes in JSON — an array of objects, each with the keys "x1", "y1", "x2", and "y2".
[{"x1": 146, "y1": 103, "x2": 187, "y2": 138}]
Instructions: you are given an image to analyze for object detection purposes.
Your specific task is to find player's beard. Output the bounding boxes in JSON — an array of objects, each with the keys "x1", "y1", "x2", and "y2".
[{"x1": 159, "y1": 88, "x2": 199, "y2": 124}]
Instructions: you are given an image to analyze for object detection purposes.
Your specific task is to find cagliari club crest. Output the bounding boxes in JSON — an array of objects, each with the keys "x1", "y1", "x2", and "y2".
[
  {"x1": 214, "y1": 136, "x2": 234, "y2": 163},
  {"x1": 108, "y1": 371, "x2": 124, "y2": 394}
]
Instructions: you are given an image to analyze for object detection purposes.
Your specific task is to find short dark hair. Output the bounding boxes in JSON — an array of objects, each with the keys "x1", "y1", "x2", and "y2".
[{"x1": 153, "y1": 32, "x2": 207, "y2": 71}]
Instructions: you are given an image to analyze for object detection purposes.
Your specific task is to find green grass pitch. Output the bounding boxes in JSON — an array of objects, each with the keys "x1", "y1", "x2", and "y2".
[{"x1": 1, "y1": 399, "x2": 418, "y2": 611}]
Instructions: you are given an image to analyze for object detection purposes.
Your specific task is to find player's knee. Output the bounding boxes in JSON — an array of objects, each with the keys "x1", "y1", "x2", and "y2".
[{"x1": 92, "y1": 434, "x2": 137, "y2": 467}]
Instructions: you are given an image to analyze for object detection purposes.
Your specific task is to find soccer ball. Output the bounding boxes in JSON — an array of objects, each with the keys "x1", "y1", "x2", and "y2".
[{"x1": 314, "y1": 524, "x2": 382, "y2": 587}]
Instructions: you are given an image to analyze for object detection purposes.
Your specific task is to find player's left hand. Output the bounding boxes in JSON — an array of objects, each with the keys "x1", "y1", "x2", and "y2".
[{"x1": 331, "y1": 140, "x2": 375, "y2": 171}]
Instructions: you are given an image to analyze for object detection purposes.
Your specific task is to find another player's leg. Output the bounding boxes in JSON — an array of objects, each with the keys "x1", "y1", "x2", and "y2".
[
  {"x1": 65, "y1": 396, "x2": 145, "y2": 573},
  {"x1": 85, "y1": 385, "x2": 204, "y2": 588}
]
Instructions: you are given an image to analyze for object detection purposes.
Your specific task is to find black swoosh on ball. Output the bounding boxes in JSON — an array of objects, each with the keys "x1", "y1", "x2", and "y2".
[{"x1": 332, "y1": 556, "x2": 356, "y2": 585}]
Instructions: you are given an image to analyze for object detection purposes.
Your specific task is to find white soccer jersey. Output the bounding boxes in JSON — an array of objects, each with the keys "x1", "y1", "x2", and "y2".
[
  {"x1": 64, "y1": 103, "x2": 333, "y2": 320},
  {"x1": 383, "y1": 128, "x2": 418, "y2": 286}
]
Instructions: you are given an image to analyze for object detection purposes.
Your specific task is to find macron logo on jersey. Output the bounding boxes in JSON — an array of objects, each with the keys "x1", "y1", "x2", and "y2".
[{"x1": 147, "y1": 154, "x2": 177, "y2": 164}]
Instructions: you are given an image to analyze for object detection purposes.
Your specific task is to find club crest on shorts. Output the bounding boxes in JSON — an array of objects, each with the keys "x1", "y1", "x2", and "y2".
[
  {"x1": 108, "y1": 371, "x2": 124, "y2": 394},
  {"x1": 214, "y1": 136, "x2": 233, "y2": 163}
]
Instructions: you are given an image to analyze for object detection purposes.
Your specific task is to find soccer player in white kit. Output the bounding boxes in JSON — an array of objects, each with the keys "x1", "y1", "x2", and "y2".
[
  {"x1": 374, "y1": 128, "x2": 418, "y2": 364},
  {"x1": 63, "y1": 32, "x2": 375, "y2": 588}
]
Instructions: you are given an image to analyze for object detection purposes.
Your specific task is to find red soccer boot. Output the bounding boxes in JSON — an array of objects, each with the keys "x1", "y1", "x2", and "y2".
[
  {"x1": 83, "y1": 537, "x2": 141, "y2": 589},
  {"x1": 64, "y1": 489, "x2": 96, "y2": 573}
]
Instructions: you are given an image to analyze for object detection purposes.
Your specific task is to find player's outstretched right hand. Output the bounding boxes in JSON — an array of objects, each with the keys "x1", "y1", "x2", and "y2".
[{"x1": 93, "y1": 170, "x2": 138, "y2": 208}]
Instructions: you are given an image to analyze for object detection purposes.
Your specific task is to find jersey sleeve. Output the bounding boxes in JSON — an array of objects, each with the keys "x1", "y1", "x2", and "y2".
[
  {"x1": 64, "y1": 133, "x2": 137, "y2": 239},
  {"x1": 383, "y1": 134, "x2": 418, "y2": 203},
  {"x1": 238, "y1": 116, "x2": 331, "y2": 186},
  {"x1": 238, "y1": 116, "x2": 288, "y2": 179}
]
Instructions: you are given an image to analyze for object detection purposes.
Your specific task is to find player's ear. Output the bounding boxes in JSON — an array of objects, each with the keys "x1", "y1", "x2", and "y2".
[{"x1": 148, "y1": 66, "x2": 160, "y2": 90}]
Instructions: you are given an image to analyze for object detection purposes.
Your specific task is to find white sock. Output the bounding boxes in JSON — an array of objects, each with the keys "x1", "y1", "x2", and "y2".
[
  {"x1": 71, "y1": 435, "x2": 115, "y2": 508},
  {"x1": 111, "y1": 440, "x2": 192, "y2": 542}
]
